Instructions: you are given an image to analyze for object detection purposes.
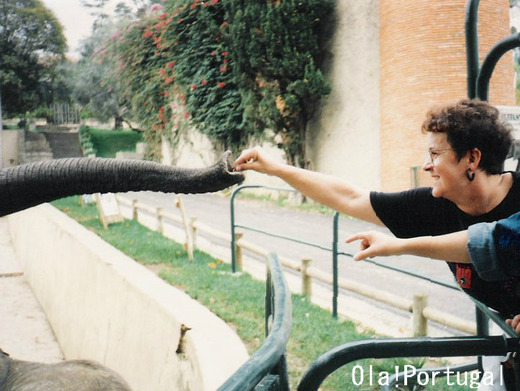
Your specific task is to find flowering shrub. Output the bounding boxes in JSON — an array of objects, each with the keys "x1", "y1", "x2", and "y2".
[{"x1": 106, "y1": 0, "x2": 334, "y2": 164}]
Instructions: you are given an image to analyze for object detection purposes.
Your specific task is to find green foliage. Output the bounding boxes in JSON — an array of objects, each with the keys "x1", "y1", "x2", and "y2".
[
  {"x1": 78, "y1": 125, "x2": 97, "y2": 156},
  {"x1": 88, "y1": 127, "x2": 143, "y2": 157},
  {"x1": 105, "y1": 0, "x2": 335, "y2": 164},
  {"x1": 28, "y1": 106, "x2": 53, "y2": 122},
  {"x1": 0, "y1": 0, "x2": 67, "y2": 115}
]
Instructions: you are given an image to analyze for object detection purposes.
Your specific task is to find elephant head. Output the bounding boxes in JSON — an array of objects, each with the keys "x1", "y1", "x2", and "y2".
[
  {"x1": 0, "y1": 349, "x2": 131, "y2": 391},
  {"x1": 0, "y1": 151, "x2": 244, "y2": 217}
]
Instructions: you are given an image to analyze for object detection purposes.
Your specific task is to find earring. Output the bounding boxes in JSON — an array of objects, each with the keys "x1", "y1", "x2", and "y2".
[{"x1": 466, "y1": 168, "x2": 475, "y2": 182}]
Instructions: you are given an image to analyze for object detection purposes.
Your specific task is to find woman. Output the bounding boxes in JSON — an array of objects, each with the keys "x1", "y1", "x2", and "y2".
[{"x1": 234, "y1": 99, "x2": 519, "y2": 317}]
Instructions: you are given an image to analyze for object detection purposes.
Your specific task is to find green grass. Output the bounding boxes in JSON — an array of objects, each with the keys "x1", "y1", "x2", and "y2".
[
  {"x1": 51, "y1": 196, "x2": 469, "y2": 391},
  {"x1": 89, "y1": 128, "x2": 143, "y2": 158}
]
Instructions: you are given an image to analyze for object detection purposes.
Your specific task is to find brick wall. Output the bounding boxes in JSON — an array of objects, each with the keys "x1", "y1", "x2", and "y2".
[{"x1": 379, "y1": 0, "x2": 515, "y2": 190}]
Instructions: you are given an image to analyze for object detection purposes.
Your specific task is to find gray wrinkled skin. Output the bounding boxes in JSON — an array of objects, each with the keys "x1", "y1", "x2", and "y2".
[
  {"x1": 0, "y1": 354, "x2": 131, "y2": 391},
  {"x1": 0, "y1": 151, "x2": 244, "y2": 217}
]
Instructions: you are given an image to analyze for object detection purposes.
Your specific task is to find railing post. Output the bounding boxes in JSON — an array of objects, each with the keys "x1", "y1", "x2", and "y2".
[
  {"x1": 132, "y1": 199, "x2": 138, "y2": 220},
  {"x1": 412, "y1": 294, "x2": 428, "y2": 337},
  {"x1": 465, "y1": 0, "x2": 480, "y2": 99},
  {"x1": 235, "y1": 232, "x2": 244, "y2": 272},
  {"x1": 230, "y1": 186, "x2": 240, "y2": 273},
  {"x1": 190, "y1": 216, "x2": 198, "y2": 250},
  {"x1": 156, "y1": 207, "x2": 163, "y2": 234},
  {"x1": 301, "y1": 258, "x2": 312, "y2": 297},
  {"x1": 332, "y1": 212, "x2": 339, "y2": 318}
]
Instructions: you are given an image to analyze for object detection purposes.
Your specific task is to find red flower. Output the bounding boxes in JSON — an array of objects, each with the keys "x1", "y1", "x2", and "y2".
[
  {"x1": 217, "y1": 82, "x2": 226, "y2": 88},
  {"x1": 184, "y1": 111, "x2": 190, "y2": 119},
  {"x1": 223, "y1": 58, "x2": 229, "y2": 63},
  {"x1": 202, "y1": 80, "x2": 207, "y2": 85},
  {"x1": 210, "y1": 0, "x2": 218, "y2": 4},
  {"x1": 191, "y1": 84, "x2": 197, "y2": 90},
  {"x1": 219, "y1": 65, "x2": 229, "y2": 72},
  {"x1": 211, "y1": 50, "x2": 217, "y2": 56},
  {"x1": 222, "y1": 51, "x2": 228, "y2": 57},
  {"x1": 160, "y1": 68, "x2": 166, "y2": 75},
  {"x1": 221, "y1": 21, "x2": 227, "y2": 29},
  {"x1": 167, "y1": 61, "x2": 175, "y2": 68}
]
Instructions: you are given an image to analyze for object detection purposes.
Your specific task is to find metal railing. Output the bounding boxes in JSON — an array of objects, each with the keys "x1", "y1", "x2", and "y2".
[
  {"x1": 218, "y1": 253, "x2": 292, "y2": 391},
  {"x1": 296, "y1": 302, "x2": 520, "y2": 391}
]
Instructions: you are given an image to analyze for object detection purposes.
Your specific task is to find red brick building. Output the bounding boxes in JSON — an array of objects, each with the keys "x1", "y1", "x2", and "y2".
[{"x1": 379, "y1": 0, "x2": 515, "y2": 190}]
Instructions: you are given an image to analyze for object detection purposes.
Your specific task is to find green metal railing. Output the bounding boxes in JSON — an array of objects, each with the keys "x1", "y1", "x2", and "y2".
[{"x1": 218, "y1": 253, "x2": 292, "y2": 391}]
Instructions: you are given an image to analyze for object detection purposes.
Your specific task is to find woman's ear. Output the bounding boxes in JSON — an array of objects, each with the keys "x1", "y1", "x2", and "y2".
[{"x1": 467, "y1": 148, "x2": 482, "y2": 169}]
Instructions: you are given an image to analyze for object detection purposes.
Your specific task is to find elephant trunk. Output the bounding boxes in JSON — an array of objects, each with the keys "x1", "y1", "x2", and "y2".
[{"x1": 0, "y1": 151, "x2": 244, "y2": 218}]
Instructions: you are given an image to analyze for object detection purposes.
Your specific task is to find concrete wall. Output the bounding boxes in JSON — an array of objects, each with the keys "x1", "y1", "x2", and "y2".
[
  {"x1": 2, "y1": 130, "x2": 19, "y2": 167},
  {"x1": 8, "y1": 204, "x2": 248, "y2": 391},
  {"x1": 307, "y1": 0, "x2": 381, "y2": 190}
]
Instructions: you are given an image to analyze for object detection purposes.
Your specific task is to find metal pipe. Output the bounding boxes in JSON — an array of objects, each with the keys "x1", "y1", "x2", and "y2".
[
  {"x1": 297, "y1": 336, "x2": 520, "y2": 391},
  {"x1": 217, "y1": 253, "x2": 292, "y2": 391},
  {"x1": 465, "y1": 0, "x2": 480, "y2": 99},
  {"x1": 332, "y1": 212, "x2": 339, "y2": 318},
  {"x1": 476, "y1": 33, "x2": 520, "y2": 101}
]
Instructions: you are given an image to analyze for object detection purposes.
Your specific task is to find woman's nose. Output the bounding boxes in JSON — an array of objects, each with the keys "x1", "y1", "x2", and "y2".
[{"x1": 422, "y1": 160, "x2": 433, "y2": 172}]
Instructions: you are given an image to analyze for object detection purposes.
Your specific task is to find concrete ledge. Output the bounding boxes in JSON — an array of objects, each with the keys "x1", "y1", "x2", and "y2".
[{"x1": 8, "y1": 204, "x2": 248, "y2": 391}]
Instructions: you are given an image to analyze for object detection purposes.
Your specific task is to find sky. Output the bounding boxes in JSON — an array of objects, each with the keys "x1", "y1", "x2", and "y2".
[{"x1": 41, "y1": 0, "x2": 136, "y2": 59}]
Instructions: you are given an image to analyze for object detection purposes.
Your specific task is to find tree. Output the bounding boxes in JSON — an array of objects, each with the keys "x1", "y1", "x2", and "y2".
[
  {"x1": 69, "y1": 23, "x2": 130, "y2": 129},
  {"x1": 67, "y1": 1, "x2": 153, "y2": 129},
  {"x1": 0, "y1": 0, "x2": 66, "y2": 116},
  {"x1": 108, "y1": 0, "x2": 335, "y2": 164}
]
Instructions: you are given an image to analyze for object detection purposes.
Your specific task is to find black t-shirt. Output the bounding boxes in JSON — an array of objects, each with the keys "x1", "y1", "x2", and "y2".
[{"x1": 370, "y1": 172, "x2": 520, "y2": 318}]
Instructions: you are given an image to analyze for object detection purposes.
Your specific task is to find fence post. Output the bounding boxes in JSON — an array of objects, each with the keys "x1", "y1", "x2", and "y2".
[
  {"x1": 412, "y1": 294, "x2": 428, "y2": 337},
  {"x1": 235, "y1": 232, "x2": 244, "y2": 272},
  {"x1": 132, "y1": 199, "x2": 138, "y2": 220},
  {"x1": 156, "y1": 207, "x2": 163, "y2": 234},
  {"x1": 301, "y1": 258, "x2": 312, "y2": 298},
  {"x1": 175, "y1": 195, "x2": 193, "y2": 261},
  {"x1": 190, "y1": 217, "x2": 198, "y2": 250}
]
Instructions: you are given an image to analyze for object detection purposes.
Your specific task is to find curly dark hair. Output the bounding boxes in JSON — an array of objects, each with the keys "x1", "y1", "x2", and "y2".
[{"x1": 422, "y1": 99, "x2": 513, "y2": 175}]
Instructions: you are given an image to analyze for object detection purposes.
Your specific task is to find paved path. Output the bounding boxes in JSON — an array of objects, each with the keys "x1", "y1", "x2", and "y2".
[{"x1": 0, "y1": 217, "x2": 63, "y2": 362}]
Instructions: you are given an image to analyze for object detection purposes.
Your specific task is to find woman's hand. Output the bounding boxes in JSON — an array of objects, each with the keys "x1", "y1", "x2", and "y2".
[
  {"x1": 346, "y1": 231, "x2": 403, "y2": 261},
  {"x1": 506, "y1": 315, "x2": 520, "y2": 334},
  {"x1": 233, "y1": 146, "x2": 280, "y2": 175}
]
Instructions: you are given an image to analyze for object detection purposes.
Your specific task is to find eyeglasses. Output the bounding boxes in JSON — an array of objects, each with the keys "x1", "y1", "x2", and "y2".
[{"x1": 425, "y1": 148, "x2": 453, "y2": 165}]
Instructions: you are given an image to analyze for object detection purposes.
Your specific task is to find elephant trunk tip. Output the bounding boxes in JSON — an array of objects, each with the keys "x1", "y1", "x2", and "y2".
[{"x1": 220, "y1": 150, "x2": 245, "y2": 182}]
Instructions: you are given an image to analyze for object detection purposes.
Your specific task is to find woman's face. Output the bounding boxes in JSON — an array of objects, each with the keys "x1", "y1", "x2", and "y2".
[{"x1": 422, "y1": 132, "x2": 468, "y2": 200}]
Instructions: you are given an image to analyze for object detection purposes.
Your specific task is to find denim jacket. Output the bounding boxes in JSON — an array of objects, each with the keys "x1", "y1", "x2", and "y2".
[{"x1": 468, "y1": 212, "x2": 520, "y2": 281}]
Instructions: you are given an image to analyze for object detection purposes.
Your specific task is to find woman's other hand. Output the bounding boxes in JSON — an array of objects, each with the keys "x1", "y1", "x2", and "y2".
[{"x1": 346, "y1": 231, "x2": 403, "y2": 261}]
